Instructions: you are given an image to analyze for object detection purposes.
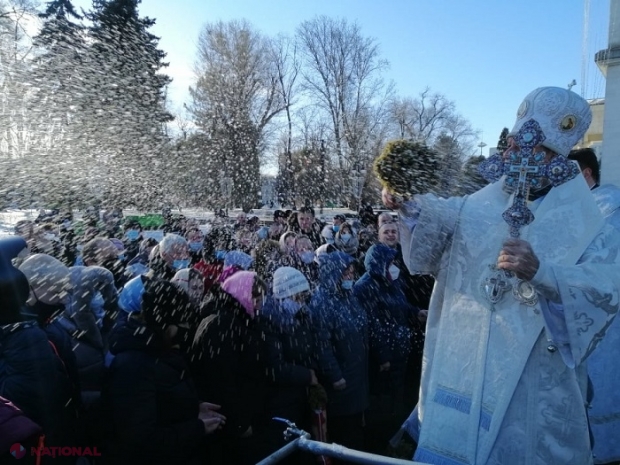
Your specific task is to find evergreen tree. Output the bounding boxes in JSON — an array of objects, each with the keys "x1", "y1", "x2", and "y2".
[
  {"x1": 433, "y1": 133, "x2": 463, "y2": 197},
  {"x1": 84, "y1": 0, "x2": 173, "y2": 207},
  {"x1": 459, "y1": 155, "x2": 489, "y2": 195},
  {"x1": 496, "y1": 127, "x2": 509, "y2": 154}
]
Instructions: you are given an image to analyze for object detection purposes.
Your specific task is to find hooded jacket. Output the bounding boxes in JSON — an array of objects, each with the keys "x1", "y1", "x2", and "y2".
[
  {"x1": 310, "y1": 252, "x2": 369, "y2": 417},
  {"x1": 353, "y1": 244, "x2": 417, "y2": 370}
]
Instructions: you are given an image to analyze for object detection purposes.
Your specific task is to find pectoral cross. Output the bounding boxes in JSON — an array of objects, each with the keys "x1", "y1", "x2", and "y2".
[
  {"x1": 501, "y1": 119, "x2": 547, "y2": 238},
  {"x1": 482, "y1": 265, "x2": 512, "y2": 310}
]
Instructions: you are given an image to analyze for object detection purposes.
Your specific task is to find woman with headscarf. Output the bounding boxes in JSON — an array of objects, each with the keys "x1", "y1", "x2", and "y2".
[
  {"x1": 352, "y1": 243, "x2": 418, "y2": 454},
  {"x1": 191, "y1": 271, "x2": 268, "y2": 465}
]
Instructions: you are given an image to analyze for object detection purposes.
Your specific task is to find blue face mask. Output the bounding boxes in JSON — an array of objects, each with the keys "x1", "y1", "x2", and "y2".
[
  {"x1": 332, "y1": 225, "x2": 340, "y2": 233},
  {"x1": 189, "y1": 241, "x2": 203, "y2": 252},
  {"x1": 341, "y1": 279, "x2": 354, "y2": 290},
  {"x1": 300, "y1": 251, "x2": 315, "y2": 264},
  {"x1": 173, "y1": 259, "x2": 190, "y2": 270},
  {"x1": 118, "y1": 254, "x2": 126, "y2": 262},
  {"x1": 126, "y1": 230, "x2": 140, "y2": 241},
  {"x1": 340, "y1": 233, "x2": 352, "y2": 242},
  {"x1": 215, "y1": 250, "x2": 227, "y2": 261}
]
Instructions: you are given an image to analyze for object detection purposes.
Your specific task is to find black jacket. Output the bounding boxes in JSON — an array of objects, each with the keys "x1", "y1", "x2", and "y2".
[
  {"x1": 262, "y1": 297, "x2": 319, "y2": 426},
  {"x1": 102, "y1": 319, "x2": 206, "y2": 465},
  {"x1": 192, "y1": 289, "x2": 268, "y2": 439}
]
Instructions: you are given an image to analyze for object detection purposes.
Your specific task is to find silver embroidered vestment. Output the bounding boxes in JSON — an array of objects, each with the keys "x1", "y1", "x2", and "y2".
[{"x1": 398, "y1": 175, "x2": 620, "y2": 465}]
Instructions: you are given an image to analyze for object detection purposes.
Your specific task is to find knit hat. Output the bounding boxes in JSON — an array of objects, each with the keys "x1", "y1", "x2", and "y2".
[
  {"x1": 221, "y1": 271, "x2": 257, "y2": 317},
  {"x1": 272, "y1": 266, "x2": 310, "y2": 300}
]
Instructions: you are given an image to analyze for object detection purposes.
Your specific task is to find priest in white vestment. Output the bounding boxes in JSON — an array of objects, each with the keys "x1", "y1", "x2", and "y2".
[{"x1": 383, "y1": 87, "x2": 620, "y2": 465}]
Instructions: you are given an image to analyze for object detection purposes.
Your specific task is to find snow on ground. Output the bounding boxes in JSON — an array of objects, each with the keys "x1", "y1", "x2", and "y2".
[{"x1": 0, "y1": 207, "x2": 362, "y2": 237}]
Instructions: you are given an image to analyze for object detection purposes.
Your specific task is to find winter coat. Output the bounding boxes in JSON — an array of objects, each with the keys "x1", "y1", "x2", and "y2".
[
  {"x1": 101, "y1": 318, "x2": 206, "y2": 465},
  {"x1": 191, "y1": 288, "x2": 268, "y2": 439},
  {"x1": 0, "y1": 321, "x2": 75, "y2": 448},
  {"x1": 310, "y1": 252, "x2": 369, "y2": 417},
  {"x1": 261, "y1": 296, "x2": 319, "y2": 426},
  {"x1": 353, "y1": 244, "x2": 417, "y2": 386}
]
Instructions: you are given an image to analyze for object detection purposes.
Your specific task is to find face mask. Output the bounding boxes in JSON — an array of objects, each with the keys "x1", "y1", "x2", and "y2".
[
  {"x1": 388, "y1": 264, "x2": 400, "y2": 280},
  {"x1": 341, "y1": 233, "x2": 352, "y2": 242},
  {"x1": 326, "y1": 238, "x2": 335, "y2": 245},
  {"x1": 332, "y1": 225, "x2": 340, "y2": 233},
  {"x1": 189, "y1": 242, "x2": 203, "y2": 252},
  {"x1": 341, "y1": 279, "x2": 354, "y2": 290},
  {"x1": 118, "y1": 253, "x2": 126, "y2": 262},
  {"x1": 126, "y1": 230, "x2": 140, "y2": 241},
  {"x1": 300, "y1": 251, "x2": 315, "y2": 264},
  {"x1": 76, "y1": 244, "x2": 84, "y2": 252},
  {"x1": 215, "y1": 250, "x2": 227, "y2": 261},
  {"x1": 43, "y1": 233, "x2": 57, "y2": 241},
  {"x1": 173, "y1": 259, "x2": 190, "y2": 270}
]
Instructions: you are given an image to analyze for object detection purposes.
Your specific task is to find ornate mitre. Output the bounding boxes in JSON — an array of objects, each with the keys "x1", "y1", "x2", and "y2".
[{"x1": 510, "y1": 86, "x2": 592, "y2": 157}]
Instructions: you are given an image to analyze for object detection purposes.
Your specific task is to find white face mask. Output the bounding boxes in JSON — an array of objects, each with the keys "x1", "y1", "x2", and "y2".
[{"x1": 388, "y1": 264, "x2": 400, "y2": 280}]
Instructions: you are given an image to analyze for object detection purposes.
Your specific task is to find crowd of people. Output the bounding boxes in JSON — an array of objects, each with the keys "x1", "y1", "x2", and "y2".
[{"x1": 0, "y1": 202, "x2": 432, "y2": 465}]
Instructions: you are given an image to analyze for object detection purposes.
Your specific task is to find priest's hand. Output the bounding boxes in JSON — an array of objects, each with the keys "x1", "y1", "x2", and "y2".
[
  {"x1": 497, "y1": 239, "x2": 540, "y2": 281},
  {"x1": 382, "y1": 188, "x2": 403, "y2": 210}
]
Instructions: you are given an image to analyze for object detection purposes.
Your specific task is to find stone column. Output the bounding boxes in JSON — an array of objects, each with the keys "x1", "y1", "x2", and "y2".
[{"x1": 596, "y1": 0, "x2": 620, "y2": 186}]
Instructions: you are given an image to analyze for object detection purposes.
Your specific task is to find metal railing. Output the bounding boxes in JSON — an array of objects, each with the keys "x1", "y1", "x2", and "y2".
[{"x1": 256, "y1": 418, "x2": 426, "y2": 465}]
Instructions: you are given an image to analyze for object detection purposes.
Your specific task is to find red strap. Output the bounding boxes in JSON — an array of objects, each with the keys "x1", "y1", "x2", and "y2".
[
  {"x1": 47, "y1": 341, "x2": 67, "y2": 373},
  {"x1": 36, "y1": 434, "x2": 45, "y2": 465}
]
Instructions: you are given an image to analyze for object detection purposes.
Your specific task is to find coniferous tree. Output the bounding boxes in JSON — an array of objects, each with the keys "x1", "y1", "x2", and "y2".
[
  {"x1": 459, "y1": 155, "x2": 489, "y2": 195},
  {"x1": 496, "y1": 127, "x2": 509, "y2": 154},
  {"x1": 84, "y1": 0, "x2": 173, "y2": 207},
  {"x1": 23, "y1": 0, "x2": 90, "y2": 208}
]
